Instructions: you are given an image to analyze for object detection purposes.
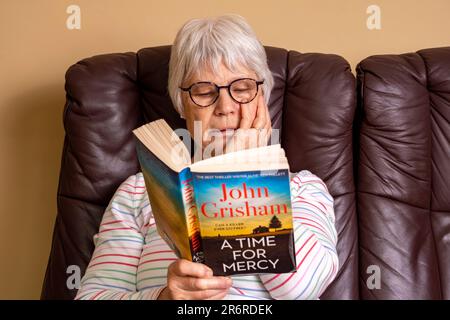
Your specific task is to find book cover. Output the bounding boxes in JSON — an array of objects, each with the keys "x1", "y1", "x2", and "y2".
[
  {"x1": 191, "y1": 169, "x2": 296, "y2": 276},
  {"x1": 135, "y1": 139, "x2": 204, "y2": 262},
  {"x1": 133, "y1": 119, "x2": 296, "y2": 276}
]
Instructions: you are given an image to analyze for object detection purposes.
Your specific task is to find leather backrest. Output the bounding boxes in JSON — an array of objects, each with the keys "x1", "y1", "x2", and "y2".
[
  {"x1": 356, "y1": 46, "x2": 450, "y2": 299},
  {"x1": 41, "y1": 46, "x2": 358, "y2": 299}
]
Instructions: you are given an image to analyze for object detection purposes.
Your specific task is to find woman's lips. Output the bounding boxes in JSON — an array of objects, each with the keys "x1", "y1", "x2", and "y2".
[{"x1": 204, "y1": 128, "x2": 236, "y2": 141}]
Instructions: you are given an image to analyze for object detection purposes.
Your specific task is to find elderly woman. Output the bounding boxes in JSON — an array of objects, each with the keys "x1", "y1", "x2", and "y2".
[{"x1": 75, "y1": 14, "x2": 338, "y2": 300}]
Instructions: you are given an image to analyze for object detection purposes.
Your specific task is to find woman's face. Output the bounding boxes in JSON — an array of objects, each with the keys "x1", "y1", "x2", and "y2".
[{"x1": 181, "y1": 62, "x2": 261, "y2": 151}]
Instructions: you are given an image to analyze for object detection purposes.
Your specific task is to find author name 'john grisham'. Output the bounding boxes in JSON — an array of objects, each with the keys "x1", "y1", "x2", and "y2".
[{"x1": 200, "y1": 183, "x2": 290, "y2": 218}]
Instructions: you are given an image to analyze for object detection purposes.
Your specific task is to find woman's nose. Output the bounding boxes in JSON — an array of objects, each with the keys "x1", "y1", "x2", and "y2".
[{"x1": 214, "y1": 89, "x2": 238, "y2": 116}]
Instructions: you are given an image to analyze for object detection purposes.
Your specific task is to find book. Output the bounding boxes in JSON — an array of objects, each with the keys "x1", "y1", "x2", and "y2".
[{"x1": 133, "y1": 119, "x2": 296, "y2": 276}]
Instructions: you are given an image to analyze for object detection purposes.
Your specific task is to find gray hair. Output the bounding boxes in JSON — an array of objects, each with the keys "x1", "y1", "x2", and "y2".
[{"x1": 168, "y1": 14, "x2": 274, "y2": 118}]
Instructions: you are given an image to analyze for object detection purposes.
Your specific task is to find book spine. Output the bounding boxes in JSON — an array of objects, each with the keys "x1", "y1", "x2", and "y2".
[{"x1": 179, "y1": 168, "x2": 205, "y2": 263}]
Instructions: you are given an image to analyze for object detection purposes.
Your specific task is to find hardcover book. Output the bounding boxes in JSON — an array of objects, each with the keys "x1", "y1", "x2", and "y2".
[{"x1": 133, "y1": 119, "x2": 296, "y2": 276}]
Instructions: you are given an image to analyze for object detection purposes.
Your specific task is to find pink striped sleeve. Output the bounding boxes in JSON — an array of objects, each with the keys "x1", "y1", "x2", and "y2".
[
  {"x1": 74, "y1": 174, "x2": 165, "y2": 300},
  {"x1": 259, "y1": 170, "x2": 339, "y2": 300}
]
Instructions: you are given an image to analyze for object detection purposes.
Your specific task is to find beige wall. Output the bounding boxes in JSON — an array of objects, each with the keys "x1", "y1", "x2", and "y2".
[{"x1": 0, "y1": 0, "x2": 448, "y2": 299}]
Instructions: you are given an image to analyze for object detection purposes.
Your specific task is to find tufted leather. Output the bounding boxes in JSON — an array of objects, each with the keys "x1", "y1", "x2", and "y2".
[
  {"x1": 356, "y1": 46, "x2": 450, "y2": 299},
  {"x1": 41, "y1": 45, "x2": 358, "y2": 299}
]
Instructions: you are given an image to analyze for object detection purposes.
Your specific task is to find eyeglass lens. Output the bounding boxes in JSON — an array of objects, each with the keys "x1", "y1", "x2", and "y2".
[{"x1": 190, "y1": 79, "x2": 258, "y2": 107}]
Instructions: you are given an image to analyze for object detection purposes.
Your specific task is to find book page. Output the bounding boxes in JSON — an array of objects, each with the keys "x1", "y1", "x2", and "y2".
[
  {"x1": 189, "y1": 144, "x2": 288, "y2": 173},
  {"x1": 133, "y1": 119, "x2": 191, "y2": 172}
]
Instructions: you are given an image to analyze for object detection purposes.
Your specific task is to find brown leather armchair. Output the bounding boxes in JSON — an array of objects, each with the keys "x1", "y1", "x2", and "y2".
[
  {"x1": 41, "y1": 45, "x2": 357, "y2": 299},
  {"x1": 356, "y1": 46, "x2": 450, "y2": 299}
]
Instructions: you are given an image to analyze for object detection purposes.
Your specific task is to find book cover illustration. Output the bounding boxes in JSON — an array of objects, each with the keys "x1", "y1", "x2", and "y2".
[
  {"x1": 191, "y1": 169, "x2": 296, "y2": 276},
  {"x1": 135, "y1": 139, "x2": 204, "y2": 263}
]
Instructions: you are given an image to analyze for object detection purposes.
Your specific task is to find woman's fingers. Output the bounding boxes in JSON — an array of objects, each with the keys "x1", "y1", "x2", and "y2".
[
  {"x1": 165, "y1": 259, "x2": 232, "y2": 300},
  {"x1": 227, "y1": 94, "x2": 272, "y2": 151},
  {"x1": 264, "y1": 96, "x2": 272, "y2": 130},
  {"x1": 263, "y1": 104, "x2": 272, "y2": 146},
  {"x1": 249, "y1": 94, "x2": 271, "y2": 147},
  {"x1": 169, "y1": 275, "x2": 232, "y2": 299},
  {"x1": 239, "y1": 101, "x2": 256, "y2": 129},
  {"x1": 262, "y1": 95, "x2": 272, "y2": 146},
  {"x1": 182, "y1": 276, "x2": 232, "y2": 291},
  {"x1": 166, "y1": 281, "x2": 230, "y2": 300},
  {"x1": 169, "y1": 259, "x2": 213, "y2": 278},
  {"x1": 251, "y1": 94, "x2": 267, "y2": 130},
  {"x1": 186, "y1": 288, "x2": 229, "y2": 300}
]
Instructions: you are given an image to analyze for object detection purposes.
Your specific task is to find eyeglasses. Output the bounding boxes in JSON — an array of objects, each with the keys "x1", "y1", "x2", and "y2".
[{"x1": 180, "y1": 78, "x2": 264, "y2": 108}]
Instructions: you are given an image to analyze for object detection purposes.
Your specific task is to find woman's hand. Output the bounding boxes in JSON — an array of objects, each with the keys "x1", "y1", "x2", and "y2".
[
  {"x1": 157, "y1": 259, "x2": 232, "y2": 300},
  {"x1": 240, "y1": 93, "x2": 272, "y2": 132},
  {"x1": 226, "y1": 94, "x2": 272, "y2": 152}
]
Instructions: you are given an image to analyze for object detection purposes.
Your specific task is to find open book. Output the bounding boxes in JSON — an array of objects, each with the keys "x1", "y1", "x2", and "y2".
[{"x1": 133, "y1": 119, "x2": 296, "y2": 276}]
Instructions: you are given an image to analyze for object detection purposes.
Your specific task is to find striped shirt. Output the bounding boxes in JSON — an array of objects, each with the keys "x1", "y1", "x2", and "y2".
[{"x1": 75, "y1": 170, "x2": 338, "y2": 300}]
